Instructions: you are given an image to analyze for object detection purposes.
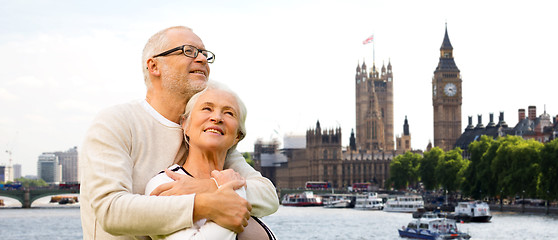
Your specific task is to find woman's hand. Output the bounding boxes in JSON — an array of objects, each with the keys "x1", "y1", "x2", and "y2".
[
  {"x1": 211, "y1": 169, "x2": 246, "y2": 187},
  {"x1": 150, "y1": 169, "x2": 218, "y2": 196}
]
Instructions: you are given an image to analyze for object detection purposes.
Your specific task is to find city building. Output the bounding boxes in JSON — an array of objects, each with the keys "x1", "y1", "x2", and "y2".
[
  {"x1": 36, "y1": 147, "x2": 79, "y2": 184},
  {"x1": 254, "y1": 121, "x2": 396, "y2": 189},
  {"x1": 13, "y1": 164, "x2": 21, "y2": 179},
  {"x1": 395, "y1": 116, "x2": 412, "y2": 154},
  {"x1": 455, "y1": 105, "x2": 557, "y2": 158},
  {"x1": 355, "y1": 60, "x2": 394, "y2": 152},
  {"x1": 513, "y1": 106, "x2": 558, "y2": 142},
  {"x1": 0, "y1": 164, "x2": 14, "y2": 182},
  {"x1": 37, "y1": 153, "x2": 61, "y2": 183},
  {"x1": 0, "y1": 165, "x2": 5, "y2": 182},
  {"x1": 432, "y1": 25, "x2": 462, "y2": 151},
  {"x1": 55, "y1": 147, "x2": 79, "y2": 183}
]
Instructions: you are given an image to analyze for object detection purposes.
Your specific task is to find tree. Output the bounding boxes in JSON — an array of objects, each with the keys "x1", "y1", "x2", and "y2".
[
  {"x1": 388, "y1": 151, "x2": 422, "y2": 190},
  {"x1": 242, "y1": 152, "x2": 255, "y2": 167},
  {"x1": 420, "y1": 147, "x2": 443, "y2": 191},
  {"x1": 435, "y1": 148, "x2": 468, "y2": 194},
  {"x1": 14, "y1": 177, "x2": 48, "y2": 188},
  {"x1": 538, "y1": 139, "x2": 558, "y2": 201},
  {"x1": 462, "y1": 135, "x2": 494, "y2": 199},
  {"x1": 492, "y1": 135, "x2": 542, "y2": 198}
]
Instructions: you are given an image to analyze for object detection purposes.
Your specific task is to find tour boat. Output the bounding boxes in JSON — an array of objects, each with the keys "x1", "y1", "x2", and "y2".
[
  {"x1": 281, "y1": 191, "x2": 323, "y2": 207},
  {"x1": 398, "y1": 212, "x2": 471, "y2": 240},
  {"x1": 323, "y1": 195, "x2": 353, "y2": 208},
  {"x1": 448, "y1": 201, "x2": 492, "y2": 222},
  {"x1": 354, "y1": 192, "x2": 384, "y2": 210},
  {"x1": 383, "y1": 195, "x2": 424, "y2": 213}
]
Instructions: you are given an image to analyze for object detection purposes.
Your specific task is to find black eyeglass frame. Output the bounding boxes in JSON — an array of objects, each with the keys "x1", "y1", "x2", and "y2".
[{"x1": 152, "y1": 44, "x2": 215, "y2": 63}]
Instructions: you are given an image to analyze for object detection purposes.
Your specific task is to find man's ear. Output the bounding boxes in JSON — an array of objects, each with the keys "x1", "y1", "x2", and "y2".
[{"x1": 147, "y1": 58, "x2": 161, "y2": 77}]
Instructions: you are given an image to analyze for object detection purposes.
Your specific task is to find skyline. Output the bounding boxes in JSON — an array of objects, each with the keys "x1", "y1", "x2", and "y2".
[{"x1": 1, "y1": 0, "x2": 556, "y2": 176}]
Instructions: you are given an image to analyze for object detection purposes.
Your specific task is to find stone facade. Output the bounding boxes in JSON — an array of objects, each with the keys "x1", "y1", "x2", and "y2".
[{"x1": 433, "y1": 25, "x2": 463, "y2": 151}]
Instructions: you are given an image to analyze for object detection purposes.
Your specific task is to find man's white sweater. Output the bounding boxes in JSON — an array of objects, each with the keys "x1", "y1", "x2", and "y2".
[{"x1": 79, "y1": 100, "x2": 278, "y2": 239}]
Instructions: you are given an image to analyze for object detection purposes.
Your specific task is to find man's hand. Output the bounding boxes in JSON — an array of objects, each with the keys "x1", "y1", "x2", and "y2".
[
  {"x1": 211, "y1": 169, "x2": 246, "y2": 187},
  {"x1": 194, "y1": 179, "x2": 252, "y2": 233},
  {"x1": 150, "y1": 169, "x2": 218, "y2": 196}
]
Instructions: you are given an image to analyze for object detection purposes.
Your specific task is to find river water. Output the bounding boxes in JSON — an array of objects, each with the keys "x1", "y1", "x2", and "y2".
[{"x1": 1, "y1": 202, "x2": 558, "y2": 239}]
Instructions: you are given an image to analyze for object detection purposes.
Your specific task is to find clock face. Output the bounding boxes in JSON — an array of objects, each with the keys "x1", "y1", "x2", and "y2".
[{"x1": 444, "y1": 83, "x2": 457, "y2": 96}]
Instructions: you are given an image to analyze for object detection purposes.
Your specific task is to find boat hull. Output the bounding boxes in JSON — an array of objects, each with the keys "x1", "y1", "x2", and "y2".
[
  {"x1": 282, "y1": 202, "x2": 322, "y2": 207},
  {"x1": 448, "y1": 214, "x2": 492, "y2": 223},
  {"x1": 398, "y1": 229, "x2": 436, "y2": 240},
  {"x1": 399, "y1": 229, "x2": 469, "y2": 240}
]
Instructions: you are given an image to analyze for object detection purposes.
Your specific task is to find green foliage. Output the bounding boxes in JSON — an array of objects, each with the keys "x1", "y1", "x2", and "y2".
[
  {"x1": 242, "y1": 152, "x2": 255, "y2": 167},
  {"x1": 13, "y1": 177, "x2": 48, "y2": 187},
  {"x1": 420, "y1": 147, "x2": 443, "y2": 190},
  {"x1": 462, "y1": 135, "x2": 494, "y2": 199},
  {"x1": 388, "y1": 135, "x2": 558, "y2": 202},
  {"x1": 490, "y1": 136, "x2": 542, "y2": 198},
  {"x1": 538, "y1": 139, "x2": 558, "y2": 200},
  {"x1": 388, "y1": 151, "x2": 422, "y2": 190},
  {"x1": 435, "y1": 148, "x2": 467, "y2": 193}
]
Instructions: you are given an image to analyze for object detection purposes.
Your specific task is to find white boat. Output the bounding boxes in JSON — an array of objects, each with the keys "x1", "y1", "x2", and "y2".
[
  {"x1": 383, "y1": 195, "x2": 424, "y2": 213},
  {"x1": 281, "y1": 191, "x2": 323, "y2": 207},
  {"x1": 398, "y1": 212, "x2": 471, "y2": 240},
  {"x1": 449, "y1": 201, "x2": 492, "y2": 222},
  {"x1": 323, "y1": 195, "x2": 352, "y2": 208},
  {"x1": 354, "y1": 192, "x2": 384, "y2": 210}
]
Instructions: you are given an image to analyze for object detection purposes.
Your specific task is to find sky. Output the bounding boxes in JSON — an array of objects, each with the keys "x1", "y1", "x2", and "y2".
[{"x1": 0, "y1": 0, "x2": 556, "y2": 176}]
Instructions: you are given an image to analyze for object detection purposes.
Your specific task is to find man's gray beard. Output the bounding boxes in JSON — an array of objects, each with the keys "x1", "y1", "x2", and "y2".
[{"x1": 161, "y1": 70, "x2": 206, "y2": 100}]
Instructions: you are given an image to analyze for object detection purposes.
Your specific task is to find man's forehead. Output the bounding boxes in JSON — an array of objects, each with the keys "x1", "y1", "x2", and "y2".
[{"x1": 167, "y1": 28, "x2": 205, "y2": 48}]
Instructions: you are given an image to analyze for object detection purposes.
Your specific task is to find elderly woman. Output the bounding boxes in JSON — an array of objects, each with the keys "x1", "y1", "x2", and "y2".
[{"x1": 145, "y1": 81, "x2": 275, "y2": 240}]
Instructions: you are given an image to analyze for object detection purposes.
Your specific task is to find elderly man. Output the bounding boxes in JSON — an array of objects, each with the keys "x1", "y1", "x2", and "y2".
[{"x1": 79, "y1": 26, "x2": 279, "y2": 240}]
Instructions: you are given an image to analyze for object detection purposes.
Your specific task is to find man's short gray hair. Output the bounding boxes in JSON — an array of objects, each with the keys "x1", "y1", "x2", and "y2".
[{"x1": 141, "y1": 26, "x2": 192, "y2": 89}]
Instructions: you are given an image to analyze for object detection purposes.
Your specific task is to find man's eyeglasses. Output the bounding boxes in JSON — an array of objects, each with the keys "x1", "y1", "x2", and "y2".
[{"x1": 152, "y1": 45, "x2": 215, "y2": 63}]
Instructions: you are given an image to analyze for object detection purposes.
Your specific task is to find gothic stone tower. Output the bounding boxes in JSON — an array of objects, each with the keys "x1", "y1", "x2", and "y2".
[
  {"x1": 432, "y1": 25, "x2": 462, "y2": 151},
  {"x1": 355, "y1": 61, "x2": 394, "y2": 152},
  {"x1": 306, "y1": 121, "x2": 343, "y2": 188}
]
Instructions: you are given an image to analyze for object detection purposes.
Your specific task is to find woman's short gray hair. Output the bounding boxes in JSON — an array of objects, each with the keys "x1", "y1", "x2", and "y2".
[{"x1": 182, "y1": 81, "x2": 247, "y2": 154}]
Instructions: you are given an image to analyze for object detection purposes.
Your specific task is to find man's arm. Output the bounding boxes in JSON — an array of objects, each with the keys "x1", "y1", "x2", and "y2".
[
  {"x1": 224, "y1": 150, "x2": 280, "y2": 217},
  {"x1": 150, "y1": 150, "x2": 279, "y2": 218},
  {"x1": 80, "y1": 107, "x2": 195, "y2": 236},
  {"x1": 145, "y1": 169, "x2": 251, "y2": 233}
]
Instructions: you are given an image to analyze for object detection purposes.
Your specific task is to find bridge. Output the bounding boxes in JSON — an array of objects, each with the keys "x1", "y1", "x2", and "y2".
[{"x1": 0, "y1": 188, "x2": 79, "y2": 208}]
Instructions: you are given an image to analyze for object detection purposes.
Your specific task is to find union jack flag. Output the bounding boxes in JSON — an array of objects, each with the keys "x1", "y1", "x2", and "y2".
[{"x1": 362, "y1": 35, "x2": 374, "y2": 45}]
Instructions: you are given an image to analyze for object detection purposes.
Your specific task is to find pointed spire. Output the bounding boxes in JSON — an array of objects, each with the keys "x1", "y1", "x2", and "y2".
[
  {"x1": 350, "y1": 128, "x2": 356, "y2": 151},
  {"x1": 403, "y1": 115, "x2": 410, "y2": 136},
  {"x1": 381, "y1": 61, "x2": 386, "y2": 74},
  {"x1": 441, "y1": 22, "x2": 453, "y2": 50}
]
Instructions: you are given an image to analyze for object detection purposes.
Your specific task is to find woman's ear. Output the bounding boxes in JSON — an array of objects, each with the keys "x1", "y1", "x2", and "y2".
[{"x1": 234, "y1": 131, "x2": 243, "y2": 145}]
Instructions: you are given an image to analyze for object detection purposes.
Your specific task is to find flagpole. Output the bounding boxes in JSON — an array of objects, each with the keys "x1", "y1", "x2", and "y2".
[{"x1": 373, "y1": 37, "x2": 375, "y2": 65}]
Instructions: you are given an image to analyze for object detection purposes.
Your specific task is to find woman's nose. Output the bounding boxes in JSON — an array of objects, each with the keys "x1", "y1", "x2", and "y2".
[{"x1": 210, "y1": 113, "x2": 222, "y2": 123}]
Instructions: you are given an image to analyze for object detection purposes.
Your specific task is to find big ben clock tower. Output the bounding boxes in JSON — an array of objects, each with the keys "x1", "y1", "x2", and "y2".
[{"x1": 432, "y1": 24, "x2": 462, "y2": 151}]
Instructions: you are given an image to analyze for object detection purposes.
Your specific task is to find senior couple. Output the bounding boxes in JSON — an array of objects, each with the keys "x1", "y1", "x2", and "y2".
[{"x1": 79, "y1": 26, "x2": 279, "y2": 239}]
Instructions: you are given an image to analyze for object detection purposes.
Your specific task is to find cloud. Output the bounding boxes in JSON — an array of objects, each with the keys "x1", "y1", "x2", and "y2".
[{"x1": 0, "y1": 88, "x2": 18, "y2": 101}]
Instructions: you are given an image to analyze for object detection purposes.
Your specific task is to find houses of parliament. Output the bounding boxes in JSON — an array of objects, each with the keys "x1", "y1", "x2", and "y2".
[{"x1": 253, "y1": 26, "x2": 461, "y2": 189}]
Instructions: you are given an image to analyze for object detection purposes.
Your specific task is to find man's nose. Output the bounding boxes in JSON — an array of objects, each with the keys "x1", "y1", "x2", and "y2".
[{"x1": 194, "y1": 53, "x2": 208, "y2": 63}]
